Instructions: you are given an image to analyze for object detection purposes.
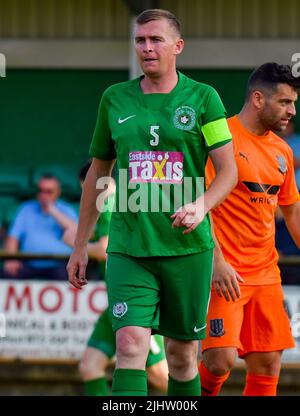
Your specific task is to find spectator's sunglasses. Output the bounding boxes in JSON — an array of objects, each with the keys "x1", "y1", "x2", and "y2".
[{"x1": 38, "y1": 187, "x2": 56, "y2": 194}]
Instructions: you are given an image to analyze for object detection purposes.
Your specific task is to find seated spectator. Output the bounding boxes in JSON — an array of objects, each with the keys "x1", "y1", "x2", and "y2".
[{"x1": 2, "y1": 174, "x2": 78, "y2": 280}]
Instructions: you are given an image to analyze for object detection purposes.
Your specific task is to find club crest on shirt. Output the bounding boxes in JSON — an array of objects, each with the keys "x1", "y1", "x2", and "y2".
[
  {"x1": 113, "y1": 302, "x2": 128, "y2": 318},
  {"x1": 173, "y1": 106, "x2": 196, "y2": 131},
  {"x1": 276, "y1": 155, "x2": 287, "y2": 174},
  {"x1": 209, "y1": 318, "x2": 225, "y2": 337}
]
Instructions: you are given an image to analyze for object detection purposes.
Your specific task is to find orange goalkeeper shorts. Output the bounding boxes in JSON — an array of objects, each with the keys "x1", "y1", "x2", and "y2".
[{"x1": 201, "y1": 283, "x2": 295, "y2": 357}]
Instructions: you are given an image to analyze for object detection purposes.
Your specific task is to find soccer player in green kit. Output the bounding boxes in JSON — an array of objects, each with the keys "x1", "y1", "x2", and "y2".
[
  {"x1": 67, "y1": 9, "x2": 237, "y2": 396},
  {"x1": 64, "y1": 161, "x2": 168, "y2": 395}
]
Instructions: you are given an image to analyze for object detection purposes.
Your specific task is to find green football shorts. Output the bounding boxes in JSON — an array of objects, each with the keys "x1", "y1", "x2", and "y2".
[
  {"x1": 87, "y1": 307, "x2": 166, "y2": 367},
  {"x1": 106, "y1": 250, "x2": 213, "y2": 340}
]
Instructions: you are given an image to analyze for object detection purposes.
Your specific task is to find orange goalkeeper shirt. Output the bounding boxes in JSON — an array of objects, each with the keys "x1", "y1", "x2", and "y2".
[{"x1": 206, "y1": 115, "x2": 300, "y2": 284}]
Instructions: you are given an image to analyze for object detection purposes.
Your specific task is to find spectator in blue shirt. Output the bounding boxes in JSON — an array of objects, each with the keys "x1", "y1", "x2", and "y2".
[
  {"x1": 281, "y1": 120, "x2": 300, "y2": 190},
  {"x1": 3, "y1": 174, "x2": 78, "y2": 280}
]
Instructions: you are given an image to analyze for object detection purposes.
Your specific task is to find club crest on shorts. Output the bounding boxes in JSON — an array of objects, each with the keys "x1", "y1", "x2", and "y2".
[
  {"x1": 276, "y1": 155, "x2": 287, "y2": 174},
  {"x1": 173, "y1": 106, "x2": 196, "y2": 131},
  {"x1": 113, "y1": 302, "x2": 128, "y2": 318},
  {"x1": 209, "y1": 318, "x2": 225, "y2": 337}
]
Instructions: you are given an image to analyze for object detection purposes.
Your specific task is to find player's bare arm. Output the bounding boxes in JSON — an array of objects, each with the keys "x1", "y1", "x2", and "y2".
[
  {"x1": 63, "y1": 228, "x2": 108, "y2": 262},
  {"x1": 280, "y1": 200, "x2": 300, "y2": 247},
  {"x1": 206, "y1": 141, "x2": 237, "y2": 211},
  {"x1": 67, "y1": 158, "x2": 115, "y2": 289},
  {"x1": 172, "y1": 141, "x2": 237, "y2": 234},
  {"x1": 207, "y1": 144, "x2": 242, "y2": 301},
  {"x1": 210, "y1": 215, "x2": 245, "y2": 302}
]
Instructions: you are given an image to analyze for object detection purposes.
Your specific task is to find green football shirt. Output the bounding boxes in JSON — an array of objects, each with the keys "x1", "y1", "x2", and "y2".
[{"x1": 90, "y1": 72, "x2": 231, "y2": 256}]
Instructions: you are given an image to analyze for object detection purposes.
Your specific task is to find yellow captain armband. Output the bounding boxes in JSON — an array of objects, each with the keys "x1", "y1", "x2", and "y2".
[{"x1": 201, "y1": 118, "x2": 232, "y2": 150}]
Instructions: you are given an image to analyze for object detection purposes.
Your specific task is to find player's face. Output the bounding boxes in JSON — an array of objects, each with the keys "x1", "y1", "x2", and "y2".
[
  {"x1": 134, "y1": 19, "x2": 184, "y2": 78},
  {"x1": 260, "y1": 83, "x2": 297, "y2": 132}
]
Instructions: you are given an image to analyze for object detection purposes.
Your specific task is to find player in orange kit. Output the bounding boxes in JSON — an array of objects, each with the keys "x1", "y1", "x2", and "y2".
[{"x1": 199, "y1": 62, "x2": 300, "y2": 396}]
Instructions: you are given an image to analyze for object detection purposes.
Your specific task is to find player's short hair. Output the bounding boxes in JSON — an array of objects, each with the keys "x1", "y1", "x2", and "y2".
[
  {"x1": 135, "y1": 9, "x2": 181, "y2": 37},
  {"x1": 246, "y1": 62, "x2": 300, "y2": 100},
  {"x1": 79, "y1": 160, "x2": 92, "y2": 182}
]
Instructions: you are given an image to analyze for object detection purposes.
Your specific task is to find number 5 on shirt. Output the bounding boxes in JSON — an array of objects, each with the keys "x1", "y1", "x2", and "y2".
[{"x1": 150, "y1": 125, "x2": 160, "y2": 146}]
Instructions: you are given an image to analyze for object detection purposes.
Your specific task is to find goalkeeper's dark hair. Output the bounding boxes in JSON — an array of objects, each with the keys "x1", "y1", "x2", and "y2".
[{"x1": 246, "y1": 62, "x2": 300, "y2": 101}]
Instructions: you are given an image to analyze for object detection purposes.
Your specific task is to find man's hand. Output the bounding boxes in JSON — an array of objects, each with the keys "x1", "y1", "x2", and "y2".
[
  {"x1": 42, "y1": 201, "x2": 55, "y2": 214},
  {"x1": 3, "y1": 260, "x2": 23, "y2": 276},
  {"x1": 213, "y1": 257, "x2": 245, "y2": 302},
  {"x1": 171, "y1": 197, "x2": 205, "y2": 235},
  {"x1": 67, "y1": 246, "x2": 88, "y2": 290}
]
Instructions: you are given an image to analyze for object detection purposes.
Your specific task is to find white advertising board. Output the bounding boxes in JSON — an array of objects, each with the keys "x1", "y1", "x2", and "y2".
[{"x1": 0, "y1": 280, "x2": 108, "y2": 360}]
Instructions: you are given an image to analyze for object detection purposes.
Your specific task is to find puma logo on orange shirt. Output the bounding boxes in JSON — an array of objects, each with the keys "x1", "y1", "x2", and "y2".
[{"x1": 239, "y1": 151, "x2": 249, "y2": 162}]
